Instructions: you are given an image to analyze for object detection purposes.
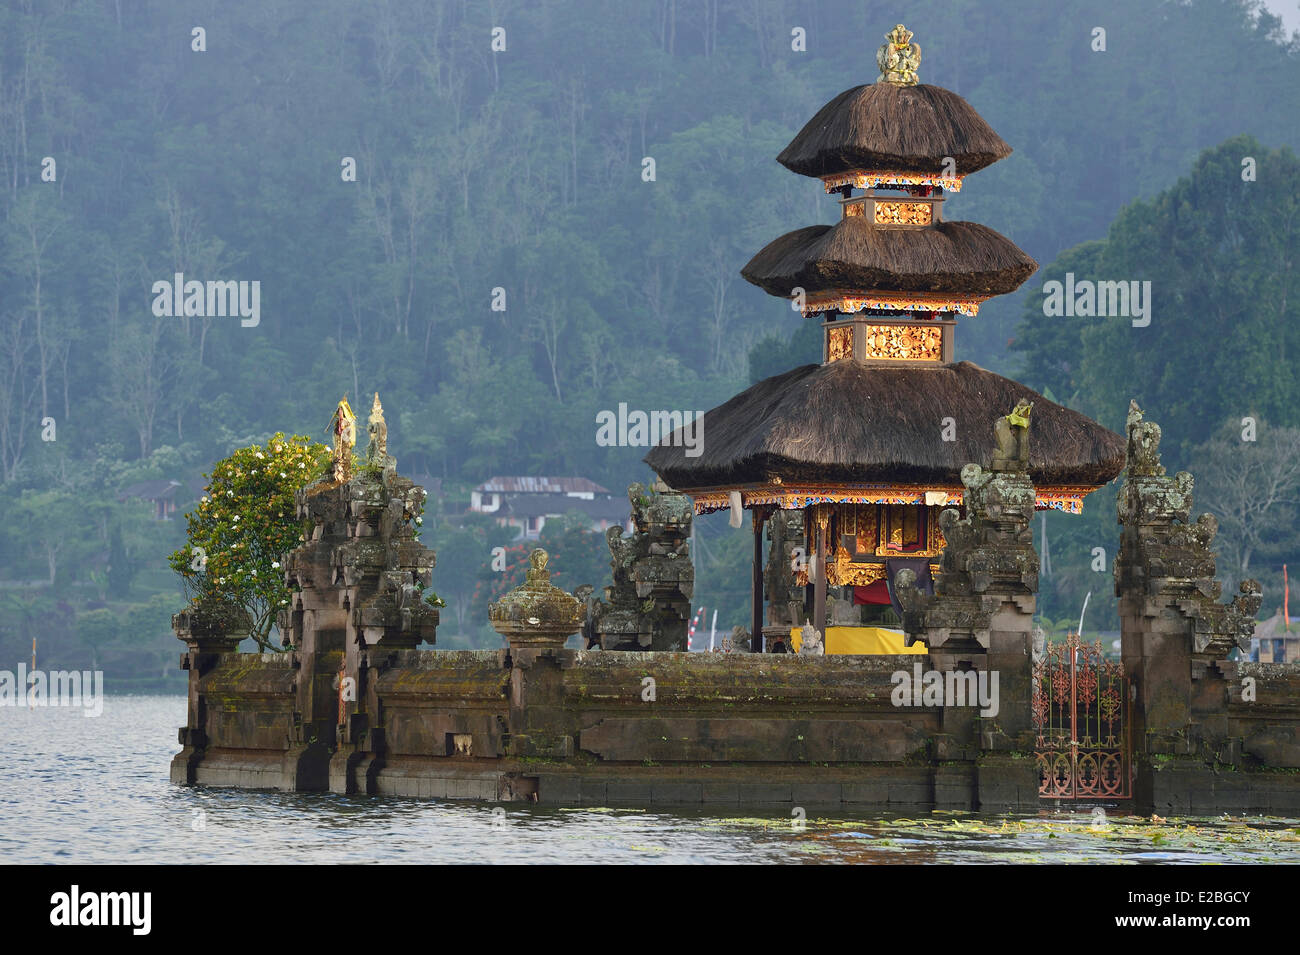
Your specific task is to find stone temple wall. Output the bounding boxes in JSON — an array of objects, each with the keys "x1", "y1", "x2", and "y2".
[
  {"x1": 170, "y1": 467, "x2": 1029, "y2": 808},
  {"x1": 171, "y1": 430, "x2": 1300, "y2": 812},
  {"x1": 173, "y1": 640, "x2": 1045, "y2": 807}
]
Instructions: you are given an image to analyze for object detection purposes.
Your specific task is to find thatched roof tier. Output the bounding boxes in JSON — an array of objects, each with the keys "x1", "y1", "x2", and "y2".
[
  {"x1": 644, "y1": 361, "x2": 1125, "y2": 495},
  {"x1": 741, "y1": 218, "x2": 1037, "y2": 298},
  {"x1": 777, "y1": 83, "x2": 1012, "y2": 179}
]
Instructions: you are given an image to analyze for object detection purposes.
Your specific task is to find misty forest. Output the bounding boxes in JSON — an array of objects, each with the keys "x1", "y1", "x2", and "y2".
[{"x1": 1, "y1": 0, "x2": 1299, "y2": 686}]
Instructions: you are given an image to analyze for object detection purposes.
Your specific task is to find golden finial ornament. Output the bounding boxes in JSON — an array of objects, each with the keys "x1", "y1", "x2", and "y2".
[{"x1": 876, "y1": 23, "x2": 921, "y2": 86}]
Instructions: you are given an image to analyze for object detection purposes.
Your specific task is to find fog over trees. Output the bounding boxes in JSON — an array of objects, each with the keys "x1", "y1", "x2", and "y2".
[{"x1": 1, "y1": 0, "x2": 1297, "y2": 677}]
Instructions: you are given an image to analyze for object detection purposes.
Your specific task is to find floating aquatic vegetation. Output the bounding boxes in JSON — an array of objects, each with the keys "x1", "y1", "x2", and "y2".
[{"x1": 666, "y1": 809, "x2": 1300, "y2": 863}]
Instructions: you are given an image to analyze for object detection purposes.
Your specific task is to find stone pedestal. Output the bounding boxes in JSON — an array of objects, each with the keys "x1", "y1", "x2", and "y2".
[
  {"x1": 489, "y1": 549, "x2": 584, "y2": 651},
  {"x1": 170, "y1": 603, "x2": 248, "y2": 785},
  {"x1": 491, "y1": 550, "x2": 585, "y2": 763}
]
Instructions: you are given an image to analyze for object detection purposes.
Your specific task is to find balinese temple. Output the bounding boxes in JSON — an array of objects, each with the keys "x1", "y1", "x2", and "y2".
[{"x1": 646, "y1": 25, "x2": 1125, "y2": 654}]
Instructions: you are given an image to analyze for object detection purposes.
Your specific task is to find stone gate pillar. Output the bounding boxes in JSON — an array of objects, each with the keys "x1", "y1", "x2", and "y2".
[
  {"x1": 278, "y1": 469, "x2": 438, "y2": 794},
  {"x1": 896, "y1": 451, "x2": 1040, "y2": 808},
  {"x1": 1115, "y1": 403, "x2": 1260, "y2": 809}
]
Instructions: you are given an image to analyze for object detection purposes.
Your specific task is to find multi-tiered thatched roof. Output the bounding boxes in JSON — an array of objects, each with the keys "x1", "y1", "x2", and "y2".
[
  {"x1": 645, "y1": 361, "x2": 1125, "y2": 492},
  {"x1": 646, "y1": 27, "x2": 1124, "y2": 514},
  {"x1": 742, "y1": 218, "x2": 1037, "y2": 297},
  {"x1": 776, "y1": 83, "x2": 1012, "y2": 179}
]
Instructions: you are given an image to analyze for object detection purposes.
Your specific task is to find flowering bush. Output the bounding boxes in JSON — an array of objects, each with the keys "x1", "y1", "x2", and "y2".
[{"x1": 169, "y1": 433, "x2": 330, "y2": 651}]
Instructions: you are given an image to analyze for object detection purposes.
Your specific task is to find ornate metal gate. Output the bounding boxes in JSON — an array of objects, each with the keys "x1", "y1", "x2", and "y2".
[{"x1": 1032, "y1": 633, "x2": 1131, "y2": 799}]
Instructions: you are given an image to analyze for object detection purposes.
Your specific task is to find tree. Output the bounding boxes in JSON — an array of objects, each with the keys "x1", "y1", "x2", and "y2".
[
  {"x1": 538, "y1": 512, "x2": 612, "y2": 595},
  {"x1": 106, "y1": 523, "x2": 134, "y2": 598},
  {"x1": 427, "y1": 513, "x2": 513, "y2": 637},
  {"x1": 75, "y1": 607, "x2": 118, "y2": 670},
  {"x1": 168, "y1": 433, "x2": 330, "y2": 652},
  {"x1": 1014, "y1": 136, "x2": 1300, "y2": 465},
  {"x1": 9, "y1": 489, "x2": 82, "y2": 586},
  {"x1": 1193, "y1": 419, "x2": 1300, "y2": 593}
]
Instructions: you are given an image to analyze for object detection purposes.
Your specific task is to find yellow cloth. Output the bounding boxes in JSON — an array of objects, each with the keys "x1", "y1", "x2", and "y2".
[
  {"x1": 336, "y1": 397, "x2": 356, "y2": 427},
  {"x1": 789, "y1": 626, "x2": 927, "y2": 655}
]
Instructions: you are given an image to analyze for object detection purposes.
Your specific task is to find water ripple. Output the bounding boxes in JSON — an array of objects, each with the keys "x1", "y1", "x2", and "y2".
[{"x1": 1, "y1": 697, "x2": 1297, "y2": 864}]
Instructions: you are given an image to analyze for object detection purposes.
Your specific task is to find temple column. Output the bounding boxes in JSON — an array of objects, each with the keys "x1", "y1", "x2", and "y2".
[
  {"x1": 812, "y1": 505, "x2": 828, "y2": 637},
  {"x1": 751, "y1": 508, "x2": 766, "y2": 652}
]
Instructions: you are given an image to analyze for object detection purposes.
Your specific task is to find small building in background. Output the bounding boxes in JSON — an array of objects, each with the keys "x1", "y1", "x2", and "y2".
[
  {"x1": 117, "y1": 478, "x2": 205, "y2": 520},
  {"x1": 469, "y1": 476, "x2": 627, "y2": 539},
  {"x1": 1252, "y1": 610, "x2": 1300, "y2": 663}
]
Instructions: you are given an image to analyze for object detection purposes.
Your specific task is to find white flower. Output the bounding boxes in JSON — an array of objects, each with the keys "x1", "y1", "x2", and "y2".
[
  {"x1": 280, "y1": 472, "x2": 287, "y2": 478},
  {"x1": 415, "y1": 517, "x2": 423, "y2": 525},
  {"x1": 271, "y1": 561, "x2": 280, "y2": 569},
  {"x1": 255, "y1": 452, "x2": 264, "y2": 459},
  {"x1": 227, "y1": 490, "x2": 234, "y2": 497},
  {"x1": 233, "y1": 515, "x2": 240, "y2": 523},
  {"x1": 201, "y1": 496, "x2": 209, "y2": 503},
  {"x1": 298, "y1": 463, "x2": 305, "y2": 469}
]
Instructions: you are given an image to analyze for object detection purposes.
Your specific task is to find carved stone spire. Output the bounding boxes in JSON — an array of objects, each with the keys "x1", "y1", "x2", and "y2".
[
  {"x1": 367, "y1": 392, "x2": 387, "y2": 464},
  {"x1": 876, "y1": 24, "x2": 921, "y2": 86},
  {"x1": 1115, "y1": 403, "x2": 1261, "y2": 667}
]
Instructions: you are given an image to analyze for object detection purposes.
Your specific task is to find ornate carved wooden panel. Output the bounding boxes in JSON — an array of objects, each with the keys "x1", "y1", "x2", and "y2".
[
  {"x1": 862, "y1": 323, "x2": 943, "y2": 361},
  {"x1": 827, "y1": 325, "x2": 854, "y2": 362},
  {"x1": 874, "y1": 200, "x2": 933, "y2": 226}
]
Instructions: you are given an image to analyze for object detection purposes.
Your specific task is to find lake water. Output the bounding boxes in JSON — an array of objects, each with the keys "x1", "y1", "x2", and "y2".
[{"x1": 1, "y1": 696, "x2": 1298, "y2": 864}]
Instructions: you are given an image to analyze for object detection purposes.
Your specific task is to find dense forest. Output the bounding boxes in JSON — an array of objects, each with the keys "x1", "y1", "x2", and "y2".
[{"x1": 1, "y1": 0, "x2": 1298, "y2": 683}]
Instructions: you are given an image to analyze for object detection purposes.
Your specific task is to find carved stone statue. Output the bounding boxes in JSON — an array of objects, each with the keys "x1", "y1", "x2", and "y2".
[
  {"x1": 876, "y1": 24, "x2": 921, "y2": 86},
  {"x1": 1125, "y1": 400, "x2": 1165, "y2": 477},
  {"x1": 526, "y1": 547, "x2": 548, "y2": 582},
  {"x1": 894, "y1": 447, "x2": 1039, "y2": 654},
  {"x1": 992, "y1": 399, "x2": 1033, "y2": 471},
  {"x1": 329, "y1": 395, "x2": 356, "y2": 483},
  {"x1": 798, "y1": 621, "x2": 825, "y2": 656},
  {"x1": 367, "y1": 392, "x2": 387, "y2": 464},
  {"x1": 727, "y1": 625, "x2": 752, "y2": 653}
]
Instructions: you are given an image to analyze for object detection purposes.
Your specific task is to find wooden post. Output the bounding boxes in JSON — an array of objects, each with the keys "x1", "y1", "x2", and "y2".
[
  {"x1": 752, "y1": 508, "x2": 765, "y2": 653},
  {"x1": 813, "y1": 507, "x2": 828, "y2": 638}
]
